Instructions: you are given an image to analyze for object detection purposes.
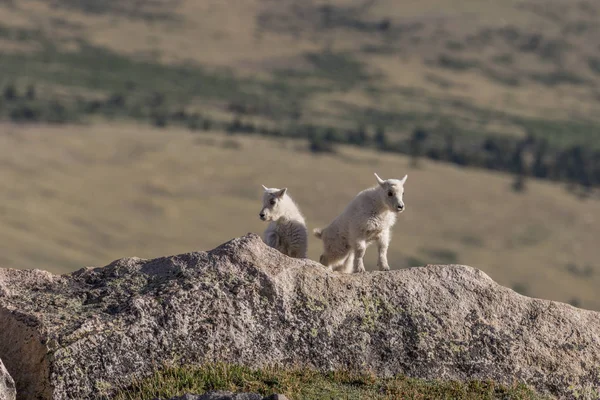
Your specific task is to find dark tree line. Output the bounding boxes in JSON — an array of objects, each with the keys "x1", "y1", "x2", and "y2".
[
  {"x1": 2, "y1": 82, "x2": 599, "y2": 193},
  {"x1": 405, "y1": 128, "x2": 600, "y2": 193}
]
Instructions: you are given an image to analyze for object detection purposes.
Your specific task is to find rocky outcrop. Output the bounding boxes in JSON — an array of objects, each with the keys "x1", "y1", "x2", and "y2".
[
  {"x1": 0, "y1": 358, "x2": 16, "y2": 400},
  {"x1": 0, "y1": 233, "x2": 599, "y2": 400}
]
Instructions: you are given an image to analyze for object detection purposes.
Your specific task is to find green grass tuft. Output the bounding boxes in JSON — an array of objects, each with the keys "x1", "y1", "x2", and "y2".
[{"x1": 113, "y1": 363, "x2": 544, "y2": 400}]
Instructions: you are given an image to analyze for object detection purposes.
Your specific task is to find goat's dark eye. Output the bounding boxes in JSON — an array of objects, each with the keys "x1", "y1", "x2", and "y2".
[
  {"x1": 388, "y1": 191, "x2": 393, "y2": 197},
  {"x1": 269, "y1": 199, "x2": 276, "y2": 205}
]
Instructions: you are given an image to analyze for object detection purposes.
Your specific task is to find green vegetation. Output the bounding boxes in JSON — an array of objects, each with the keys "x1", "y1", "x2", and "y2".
[
  {"x1": 277, "y1": 51, "x2": 370, "y2": 90},
  {"x1": 590, "y1": 57, "x2": 600, "y2": 75},
  {"x1": 565, "y1": 263, "x2": 595, "y2": 278},
  {"x1": 529, "y1": 70, "x2": 587, "y2": 87},
  {"x1": 491, "y1": 54, "x2": 514, "y2": 65},
  {"x1": 0, "y1": 45, "x2": 249, "y2": 104},
  {"x1": 38, "y1": 0, "x2": 177, "y2": 20},
  {"x1": 436, "y1": 54, "x2": 480, "y2": 71},
  {"x1": 113, "y1": 363, "x2": 543, "y2": 400}
]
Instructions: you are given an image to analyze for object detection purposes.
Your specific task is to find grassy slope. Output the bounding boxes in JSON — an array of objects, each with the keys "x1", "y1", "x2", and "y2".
[
  {"x1": 0, "y1": 0, "x2": 600, "y2": 146},
  {"x1": 112, "y1": 363, "x2": 543, "y2": 400},
  {"x1": 0, "y1": 122, "x2": 598, "y2": 310}
]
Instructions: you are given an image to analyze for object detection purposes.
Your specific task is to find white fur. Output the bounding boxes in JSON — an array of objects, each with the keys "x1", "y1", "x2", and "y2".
[
  {"x1": 259, "y1": 185, "x2": 308, "y2": 258},
  {"x1": 314, "y1": 173, "x2": 407, "y2": 273}
]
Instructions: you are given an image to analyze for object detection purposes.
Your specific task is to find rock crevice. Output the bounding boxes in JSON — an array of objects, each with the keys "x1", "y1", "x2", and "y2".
[{"x1": 0, "y1": 356, "x2": 16, "y2": 400}]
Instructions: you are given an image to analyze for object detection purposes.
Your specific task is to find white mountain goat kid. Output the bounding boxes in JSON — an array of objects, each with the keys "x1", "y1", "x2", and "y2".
[
  {"x1": 314, "y1": 173, "x2": 407, "y2": 273},
  {"x1": 259, "y1": 185, "x2": 308, "y2": 258}
]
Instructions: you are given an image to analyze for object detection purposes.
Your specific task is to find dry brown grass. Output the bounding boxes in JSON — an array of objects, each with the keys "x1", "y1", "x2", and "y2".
[{"x1": 0, "y1": 122, "x2": 598, "y2": 310}]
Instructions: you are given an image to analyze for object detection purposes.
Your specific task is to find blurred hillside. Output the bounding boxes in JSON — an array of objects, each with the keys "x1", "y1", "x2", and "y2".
[
  {"x1": 0, "y1": 2, "x2": 599, "y2": 134},
  {"x1": 1, "y1": 0, "x2": 600, "y2": 189},
  {"x1": 0, "y1": 1, "x2": 598, "y2": 309}
]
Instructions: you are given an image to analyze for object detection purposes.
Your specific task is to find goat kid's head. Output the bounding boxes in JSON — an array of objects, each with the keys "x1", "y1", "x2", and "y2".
[
  {"x1": 374, "y1": 172, "x2": 407, "y2": 213},
  {"x1": 259, "y1": 185, "x2": 287, "y2": 221}
]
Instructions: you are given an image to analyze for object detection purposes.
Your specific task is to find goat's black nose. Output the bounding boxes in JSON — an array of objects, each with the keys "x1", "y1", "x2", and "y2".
[
  {"x1": 259, "y1": 213, "x2": 265, "y2": 218},
  {"x1": 398, "y1": 204, "x2": 404, "y2": 210}
]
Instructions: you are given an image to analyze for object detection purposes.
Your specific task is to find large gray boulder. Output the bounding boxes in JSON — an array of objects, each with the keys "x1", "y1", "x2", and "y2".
[
  {"x1": 0, "y1": 233, "x2": 599, "y2": 400},
  {"x1": 0, "y1": 358, "x2": 16, "y2": 400}
]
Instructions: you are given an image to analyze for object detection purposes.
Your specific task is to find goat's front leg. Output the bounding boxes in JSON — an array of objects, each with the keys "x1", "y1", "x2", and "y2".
[
  {"x1": 352, "y1": 240, "x2": 367, "y2": 273},
  {"x1": 376, "y1": 230, "x2": 391, "y2": 271}
]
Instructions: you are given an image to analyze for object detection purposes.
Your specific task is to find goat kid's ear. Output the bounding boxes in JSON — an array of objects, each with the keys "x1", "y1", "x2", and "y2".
[
  {"x1": 276, "y1": 188, "x2": 287, "y2": 198},
  {"x1": 374, "y1": 172, "x2": 385, "y2": 186},
  {"x1": 262, "y1": 185, "x2": 269, "y2": 191},
  {"x1": 400, "y1": 174, "x2": 408, "y2": 185}
]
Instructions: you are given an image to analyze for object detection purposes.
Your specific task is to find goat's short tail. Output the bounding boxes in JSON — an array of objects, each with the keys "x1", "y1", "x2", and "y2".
[{"x1": 313, "y1": 228, "x2": 323, "y2": 239}]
